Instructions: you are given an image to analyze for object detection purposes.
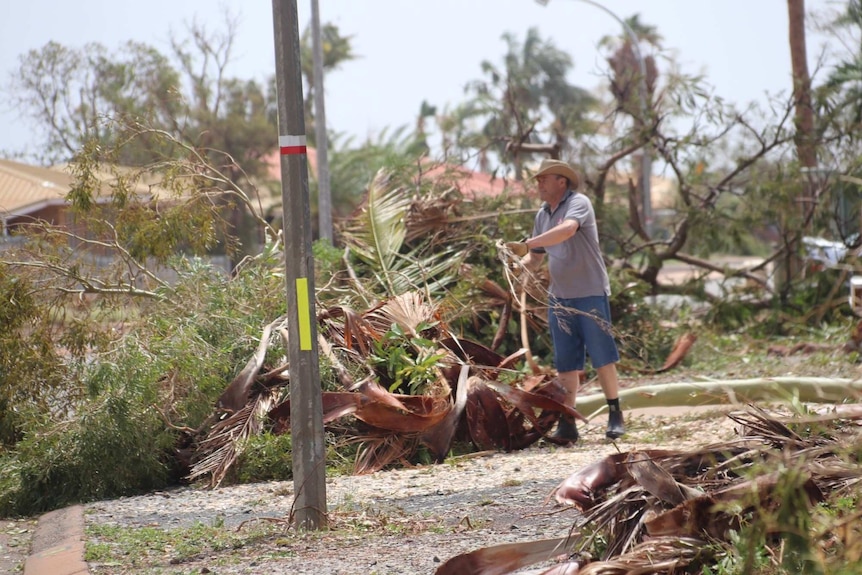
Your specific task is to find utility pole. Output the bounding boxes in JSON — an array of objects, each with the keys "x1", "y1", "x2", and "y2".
[
  {"x1": 271, "y1": 0, "x2": 327, "y2": 530},
  {"x1": 311, "y1": 0, "x2": 333, "y2": 242}
]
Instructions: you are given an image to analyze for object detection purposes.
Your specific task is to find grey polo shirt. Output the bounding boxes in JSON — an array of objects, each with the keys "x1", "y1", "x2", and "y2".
[{"x1": 531, "y1": 190, "x2": 610, "y2": 298}]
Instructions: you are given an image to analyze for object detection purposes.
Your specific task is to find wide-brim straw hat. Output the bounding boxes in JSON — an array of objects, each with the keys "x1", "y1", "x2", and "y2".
[{"x1": 531, "y1": 159, "x2": 580, "y2": 188}]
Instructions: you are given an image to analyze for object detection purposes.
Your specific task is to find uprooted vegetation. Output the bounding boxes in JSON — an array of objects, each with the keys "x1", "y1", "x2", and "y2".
[{"x1": 0, "y1": 151, "x2": 683, "y2": 512}]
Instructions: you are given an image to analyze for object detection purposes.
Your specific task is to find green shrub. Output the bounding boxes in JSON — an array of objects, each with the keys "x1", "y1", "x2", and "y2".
[
  {"x1": 0, "y1": 267, "x2": 67, "y2": 447},
  {"x1": 0, "y1": 390, "x2": 172, "y2": 516},
  {"x1": 608, "y1": 269, "x2": 679, "y2": 370},
  {"x1": 0, "y1": 255, "x2": 291, "y2": 516},
  {"x1": 235, "y1": 432, "x2": 293, "y2": 483}
]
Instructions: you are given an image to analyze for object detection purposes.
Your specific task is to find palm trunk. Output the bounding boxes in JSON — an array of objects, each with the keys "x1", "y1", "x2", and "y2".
[
  {"x1": 781, "y1": 0, "x2": 817, "y2": 294},
  {"x1": 576, "y1": 376, "x2": 862, "y2": 415},
  {"x1": 788, "y1": 0, "x2": 817, "y2": 177}
]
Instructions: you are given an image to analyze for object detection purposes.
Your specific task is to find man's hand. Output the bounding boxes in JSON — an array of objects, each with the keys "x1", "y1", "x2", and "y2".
[{"x1": 504, "y1": 241, "x2": 529, "y2": 257}]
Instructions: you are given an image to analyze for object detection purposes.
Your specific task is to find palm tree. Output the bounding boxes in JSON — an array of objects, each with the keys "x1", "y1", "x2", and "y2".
[
  {"x1": 299, "y1": 22, "x2": 356, "y2": 145},
  {"x1": 600, "y1": 14, "x2": 661, "y2": 121},
  {"x1": 788, "y1": 0, "x2": 818, "y2": 187},
  {"x1": 822, "y1": 0, "x2": 862, "y2": 130},
  {"x1": 599, "y1": 14, "x2": 661, "y2": 231},
  {"x1": 776, "y1": 0, "x2": 818, "y2": 293}
]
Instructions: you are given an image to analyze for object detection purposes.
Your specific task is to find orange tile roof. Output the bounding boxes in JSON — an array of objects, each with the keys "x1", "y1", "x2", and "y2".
[
  {"x1": 0, "y1": 159, "x2": 172, "y2": 219},
  {"x1": 417, "y1": 163, "x2": 524, "y2": 199},
  {"x1": 0, "y1": 159, "x2": 73, "y2": 216},
  {"x1": 262, "y1": 148, "x2": 525, "y2": 199}
]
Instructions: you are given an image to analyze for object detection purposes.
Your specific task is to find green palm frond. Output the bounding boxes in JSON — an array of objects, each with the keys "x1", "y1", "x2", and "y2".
[
  {"x1": 341, "y1": 169, "x2": 463, "y2": 300},
  {"x1": 367, "y1": 171, "x2": 409, "y2": 272},
  {"x1": 384, "y1": 249, "x2": 460, "y2": 298},
  {"x1": 344, "y1": 169, "x2": 409, "y2": 295}
]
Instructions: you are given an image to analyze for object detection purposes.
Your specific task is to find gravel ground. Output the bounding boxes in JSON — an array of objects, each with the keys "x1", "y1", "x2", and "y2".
[
  {"x1": 83, "y1": 407, "x2": 739, "y2": 575},
  {"x1": 0, "y1": 517, "x2": 36, "y2": 574}
]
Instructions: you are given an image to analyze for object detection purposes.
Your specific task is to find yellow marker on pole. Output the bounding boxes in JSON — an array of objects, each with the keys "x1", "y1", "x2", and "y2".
[{"x1": 296, "y1": 278, "x2": 313, "y2": 351}]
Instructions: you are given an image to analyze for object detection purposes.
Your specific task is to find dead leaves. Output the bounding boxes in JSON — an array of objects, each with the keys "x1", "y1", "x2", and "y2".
[{"x1": 440, "y1": 406, "x2": 862, "y2": 574}]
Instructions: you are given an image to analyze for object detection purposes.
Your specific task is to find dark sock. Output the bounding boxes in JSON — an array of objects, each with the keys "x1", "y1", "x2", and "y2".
[{"x1": 607, "y1": 397, "x2": 621, "y2": 412}]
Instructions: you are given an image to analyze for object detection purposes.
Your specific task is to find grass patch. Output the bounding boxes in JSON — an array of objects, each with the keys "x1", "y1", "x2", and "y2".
[{"x1": 85, "y1": 519, "x2": 288, "y2": 572}]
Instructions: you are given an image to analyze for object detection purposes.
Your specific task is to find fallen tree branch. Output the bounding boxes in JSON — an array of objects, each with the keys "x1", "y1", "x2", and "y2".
[
  {"x1": 576, "y1": 377, "x2": 862, "y2": 417},
  {"x1": 519, "y1": 289, "x2": 542, "y2": 375},
  {"x1": 216, "y1": 317, "x2": 284, "y2": 412}
]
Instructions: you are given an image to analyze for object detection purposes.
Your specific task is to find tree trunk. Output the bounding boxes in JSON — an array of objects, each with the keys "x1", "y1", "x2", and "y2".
[
  {"x1": 788, "y1": 0, "x2": 817, "y2": 176},
  {"x1": 782, "y1": 0, "x2": 817, "y2": 294}
]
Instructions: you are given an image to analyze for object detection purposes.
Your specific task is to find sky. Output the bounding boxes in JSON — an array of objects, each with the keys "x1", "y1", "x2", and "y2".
[{"x1": 0, "y1": 0, "x2": 845, "y2": 162}]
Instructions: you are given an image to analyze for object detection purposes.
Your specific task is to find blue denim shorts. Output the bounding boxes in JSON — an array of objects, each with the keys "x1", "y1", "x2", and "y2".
[{"x1": 548, "y1": 295, "x2": 620, "y2": 372}]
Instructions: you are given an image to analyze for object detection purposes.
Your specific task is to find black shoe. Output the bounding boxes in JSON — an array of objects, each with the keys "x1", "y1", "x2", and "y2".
[
  {"x1": 606, "y1": 409, "x2": 625, "y2": 439},
  {"x1": 549, "y1": 414, "x2": 579, "y2": 445}
]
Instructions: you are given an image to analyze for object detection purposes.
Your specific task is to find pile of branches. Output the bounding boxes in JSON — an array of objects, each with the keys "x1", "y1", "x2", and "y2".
[
  {"x1": 437, "y1": 405, "x2": 862, "y2": 574},
  {"x1": 177, "y1": 230, "x2": 700, "y2": 488},
  {"x1": 181, "y1": 291, "x2": 591, "y2": 487}
]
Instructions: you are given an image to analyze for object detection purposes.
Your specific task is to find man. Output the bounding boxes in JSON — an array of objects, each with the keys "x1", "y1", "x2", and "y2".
[{"x1": 506, "y1": 158, "x2": 625, "y2": 443}]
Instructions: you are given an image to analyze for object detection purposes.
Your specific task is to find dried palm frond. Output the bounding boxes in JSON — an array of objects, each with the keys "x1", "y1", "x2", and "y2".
[
  {"x1": 187, "y1": 388, "x2": 278, "y2": 488},
  {"x1": 576, "y1": 537, "x2": 705, "y2": 575},
  {"x1": 552, "y1": 452, "x2": 632, "y2": 510},
  {"x1": 348, "y1": 393, "x2": 451, "y2": 433},
  {"x1": 353, "y1": 431, "x2": 419, "y2": 474},
  {"x1": 435, "y1": 536, "x2": 576, "y2": 575},
  {"x1": 645, "y1": 470, "x2": 823, "y2": 540},
  {"x1": 445, "y1": 407, "x2": 862, "y2": 574},
  {"x1": 439, "y1": 336, "x2": 504, "y2": 365},
  {"x1": 403, "y1": 181, "x2": 461, "y2": 244},
  {"x1": 485, "y1": 380, "x2": 586, "y2": 425},
  {"x1": 439, "y1": 336, "x2": 509, "y2": 382},
  {"x1": 317, "y1": 334, "x2": 368, "y2": 390},
  {"x1": 319, "y1": 304, "x2": 380, "y2": 356},
  {"x1": 216, "y1": 317, "x2": 284, "y2": 412},
  {"x1": 292, "y1": 365, "x2": 577, "y2": 473},
  {"x1": 464, "y1": 378, "x2": 512, "y2": 451},
  {"x1": 726, "y1": 404, "x2": 809, "y2": 448},
  {"x1": 269, "y1": 382, "x2": 444, "y2": 432},
  {"x1": 421, "y1": 365, "x2": 471, "y2": 461},
  {"x1": 578, "y1": 484, "x2": 653, "y2": 559},
  {"x1": 364, "y1": 291, "x2": 439, "y2": 338},
  {"x1": 626, "y1": 451, "x2": 703, "y2": 505}
]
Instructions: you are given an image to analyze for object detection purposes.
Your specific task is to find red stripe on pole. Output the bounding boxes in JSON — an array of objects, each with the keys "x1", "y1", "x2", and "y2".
[
  {"x1": 280, "y1": 145, "x2": 308, "y2": 155},
  {"x1": 278, "y1": 135, "x2": 307, "y2": 155}
]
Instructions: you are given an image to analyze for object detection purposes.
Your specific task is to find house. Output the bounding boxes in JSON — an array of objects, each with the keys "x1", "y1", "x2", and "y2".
[
  {"x1": 0, "y1": 158, "x2": 234, "y2": 280},
  {"x1": 413, "y1": 162, "x2": 525, "y2": 199},
  {"x1": 0, "y1": 158, "x2": 167, "y2": 240},
  {"x1": 0, "y1": 159, "x2": 78, "y2": 240}
]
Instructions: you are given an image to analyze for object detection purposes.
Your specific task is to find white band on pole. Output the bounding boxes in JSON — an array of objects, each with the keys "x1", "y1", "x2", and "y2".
[{"x1": 279, "y1": 134, "x2": 308, "y2": 155}]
